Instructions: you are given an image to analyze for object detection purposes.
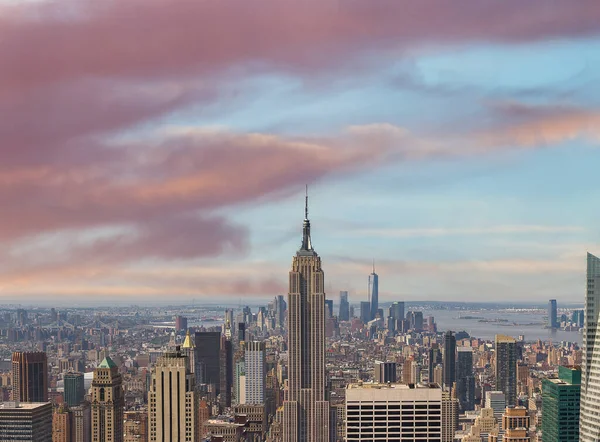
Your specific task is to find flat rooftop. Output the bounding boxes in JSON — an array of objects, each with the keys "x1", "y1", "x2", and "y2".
[
  {"x1": 348, "y1": 382, "x2": 441, "y2": 390},
  {"x1": 0, "y1": 402, "x2": 50, "y2": 410}
]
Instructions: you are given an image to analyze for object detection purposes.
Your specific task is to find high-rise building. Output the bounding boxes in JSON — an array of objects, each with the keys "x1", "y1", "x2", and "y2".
[
  {"x1": 124, "y1": 411, "x2": 147, "y2": 442},
  {"x1": 244, "y1": 341, "x2": 266, "y2": 405},
  {"x1": 0, "y1": 401, "x2": 52, "y2": 441},
  {"x1": 443, "y1": 331, "x2": 456, "y2": 389},
  {"x1": 175, "y1": 315, "x2": 188, "y2": 332},
  {"x1": 220, "y1": 334, "x2": 233, "y2": 408},
  {"x1": 457, "y1": 347, "x2": 475, "y2": 411},
  {"x1": 374, "y1": 361, "x2": 397, "y2": 384},
  {"x1": 324, "y1": 299, "x2": 334, "y2": 319},
  {"x1": 52, "y1": 405, "x2": 71, "y2": 442},
  {"x1": 359, "y1": 302, "x2": 370, "y2": 324},
  {"x1": 390, "y1": 302, "x2": 405, "y2": 322},
  {"x1": 442, "y1": 390, "x2": 459, "y2": 442},
  {"x1": 542, "y1": 365, "x2": 581, "y2": 442},
  {"x1": 548, "y1": 300, "x2": 558, "y2": 329},
  {"x1": 406, "y1": 311, "x2": 424, "y2": 331},
  {"x1": 12, "y1": 351, "x2": 48, "y2": 403},
  {"x1": 495, "y1": 335, "x2": 517, "y2": 407},
  {"x1": 428, "y1": 345, "x2": 443, "y2": 382},
  {"x1": 148, "y1": 347, "x2": 198, "y2": 442},
  {"x1": 486, "y1": 391, "x2": 507, "y2": 429},
  {"x1": 64, "y1": 372, "x2": 85, "y2": 408},
  {"x1": 181, "y1": 329, "x2": 195, "y2": 374},
  {"x1": 276, "y1": 295, "x2": 287, "y2": 328},
  {"x1": 194, "y1": 331, "x2": 221, "y2": 391},
  {"x1": 345, "y1": 382, "x2": 442, "y2": 441},
  {"x1": 90, "y1": 357, "x2": 124, "y2": 442},
  {"x1": 369, "y1": 263, "x2": 379, "y2": 321},
  {"x1": 282, "y1": 192, "x2": 329, "y2": 442},
  {"x1": 581, "y1": 252, "x2": 600, "y2": 442},
  {"x1": 502, "y1": 406, "x2": 530, "y2": 440},
  {"x1": 71, "y1": 402, "x2": 91, "y2": 442},
  {"x1": 339, "y1": 291, "x2": 350, "y2": 321}
]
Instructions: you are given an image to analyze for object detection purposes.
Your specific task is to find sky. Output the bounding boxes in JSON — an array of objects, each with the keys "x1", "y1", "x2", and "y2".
[{"x1": 2, "y1": 0, "x2": 600, "y2": 306}]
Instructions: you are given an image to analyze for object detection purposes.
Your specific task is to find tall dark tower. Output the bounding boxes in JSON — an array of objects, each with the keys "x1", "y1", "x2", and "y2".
[
  {"x1": 369, "y1": 261, "x2": 379, "y2": 321},
  {"x1": 12, "y1": 351, "x2": 48, "y2": 402},
  {"x1": 443, "y1": 331, "x2": 456, "y2": 389},
  {"x1": 282, "y1": 188, "x2": 329, "y2": 442}
]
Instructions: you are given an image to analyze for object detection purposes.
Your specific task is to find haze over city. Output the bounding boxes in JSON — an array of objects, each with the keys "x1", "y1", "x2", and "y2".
[{"x1": 2, "y1": 0, "x2": 600, "y2": 305}]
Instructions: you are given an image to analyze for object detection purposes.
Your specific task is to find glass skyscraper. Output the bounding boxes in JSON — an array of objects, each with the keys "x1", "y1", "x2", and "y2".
[
  {"x1": 548, "y1": 299, "x2": 558, "y2": 328},
  {"x1": 542, "y1": 365, "x2": 581, "y2": 442},
  {"x1": 369, "y1": 264, "x2": 379, "y2": 321}
]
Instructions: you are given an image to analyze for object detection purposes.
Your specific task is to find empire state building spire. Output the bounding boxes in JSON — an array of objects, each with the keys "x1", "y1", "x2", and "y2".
[{"x1": 299, "y1": 185, "x2": 314, "y2": 254}]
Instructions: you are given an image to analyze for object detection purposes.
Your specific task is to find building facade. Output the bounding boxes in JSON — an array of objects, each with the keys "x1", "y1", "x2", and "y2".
[
  {"x1": 281, "y1": 194, "x2": 329, "y2": 442},
  {"x1": 456, "y1": 347, "x2": 475, "y2": 411},
  {"x1": 339, "y1": 291, "x2": 350, "y2": 321},
  {"x1": 495, "y1": 335, "x2": 517, "y2": 406},
  {"x1": 12, "y1": 351, "x2": 48, "y2": 403},
  {"x1": 148, "y1": 348, "x2": 198, "y2": 442},
  {"x1": 542, "y1": 365, "x2": 581, "y2": 442},
  {"x1": 64, "y1": 372, "x2": 85, "y2": 408},
  {"x1": 90, "y1": 357, "x2": 124, "y2": 442},
  {"x1": 0, "y1": 401, "x2": 52, "y2": 442},
  {"x1": 374, "y1": 361, "x2": 397, "y2": 384},
  {"x1": 581, "y1": 252, "x2": 600, "y2": 442},
  {"x1": 244, "y1": 341, "x2": 266, "y2": 405},
  {"x1": 369, "y1": 264, "x2": 379, "y2": 321},
  {"x1": 346, "y1": 383, "x2": 442, "y2": 441},
  {"x1": 548, "y1": 299, "x2": 558, "y2": 329},
  {"x1": 194, "y1": 332, "x2": 221, "y2": 393}
]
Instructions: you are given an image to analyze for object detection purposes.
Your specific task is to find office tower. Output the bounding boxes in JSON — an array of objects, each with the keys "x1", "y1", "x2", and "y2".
[
  {"x1": 148, "y1": 348, "x2": 198, "y2": 442},
  {"x1": 428, "y1": 345, "x2": 443, "y2": 382},
  {"x1": 90, "y1": 357, "x2": 124, "y2": 442},
  {"x1": 486, "y1": 391, "x2": 507, "y2": 429},
  {"x1": 542, "y1": 366, "x2": 581, "y2": 442},
  {"x1": 457, "y1": 347, "x2": 475, "y2": 411},
  {"x1": 369, "y1": 262, "x2": 379, "y2": 321},
  {"x1": 238, "y1": 322, "x2": 246, "y2": 342},
  {"x1": 374, "y1": 361, "x2": 397, "y2": 384},
  {"x1": 443, "y1": 331, "x2": 456, "y2": 389},
  {"x1": 194, "y1": 332, "x2": 221, "y2": 391},
  {"x1": 235, "y1": 354, "x2": 246, "y2": 405},
  {"x1": 181, "y1": 329, "x2": 195, "y2": 374},
  {"x1": 406, "y1": 311, "x2": 424, "y2": 331},
  {"x1": 243, "y1": 341, "x2": 266, "y2": 405},
  {"x1": 442, "y1": 390, "x2": 459, "y2": 442},
  {"x1": 359, "y1": 301, "x2": 370, "y2": 324},
  {"x1": 345, "y1": 382, "x2": 442, "y2": 441},
  {"x1": 276, "y1": 295, "x2": 287, "y2": 328},
  {"x1": 339, "y1": 291, "x2": 350, "y2": 321},
  {"x1": 12, "y1": 351, "x2": 48, "y2": 402},
  {"x1": 502, "y1": 406, "x2": 530, "y2": 441},
  {"x1": 390, "y1": 301, "x2": 405, "y2": 322},
  {"x1": 548, "y1": 300, "x2": 558, "y2": 329},
  {"x1": 0, "y1": 402, "x2": 52, "y2": 441},
  {"x1": 175, "y1": 315, "x2": 188, "y2": 332},
  {"x1": 581, "y1": 253, "x2": 600, "y2": 442},
  {"x1": 282, "y1": 192, "x2": 329, "y2": 442},
  {"x1": 324, "y1": 299, "x2": 334, "y2": 319},
  {"x1": 495, "y1": 335, "x2": 517, "y2": 406},
  {"x1": 64, "y1": 372, "x2": 85, "y2": 407},
  {"x1": 220, "y1": 334, "x2": 233, "y2": 407},
  {"x1": 71, "y1": 403, "x2": 91, "y2": 442},
  {"x1": 52, "y1": 405, "x2": 71, "y2": 442},
  {"x1": 124, "y1": 411, "x2": 147, "y2": 442}
]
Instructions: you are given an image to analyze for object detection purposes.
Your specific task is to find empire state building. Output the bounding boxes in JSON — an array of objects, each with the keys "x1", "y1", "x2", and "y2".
[{"x1": 282, "y1": 191, "x2": 330, "y2": 442}]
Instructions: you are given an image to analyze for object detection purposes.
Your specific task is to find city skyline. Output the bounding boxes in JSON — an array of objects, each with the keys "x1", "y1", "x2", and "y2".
[{"x1": 1, "y1": 1, "x2": 600, "y2": 303}]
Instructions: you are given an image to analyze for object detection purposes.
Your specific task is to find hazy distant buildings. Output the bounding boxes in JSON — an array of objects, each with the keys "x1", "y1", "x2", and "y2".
[
  {"x1": 281, "y1": 193, "x2": 329, "y2": 442},
  {"x1": 345, "y1": 382, "x2": 442, "y2": 441},
  {"x1": 360, "y1": 302, "x2": 371, "y2": 324},
  {"x1": 0, "y1": 402, "x2": 52, "y2": 441},
  {"x1": 90, "y1": 357, "x2": 124, "y2": 442},
  {"x1": 406, "y1": 311, "x2": 424, "y2": 331},
  {"x1": 580, "y1": 252, "x2": 600, "y2": 442},
  {"x1": 548, "y1": 300, "x2": 558, "y2": 329},
  {"x1": 374, "y1": 361, "x2": 397, "y2": 384},
  {"x1": 390, "y1": 302, "x2": 405, "y2": 322},
  {"x1": 495, "y1": 335, "x2": 517, "y2": 406},
  {"x1": 456, "y1": 347, "x2": 475, "y2": 411},
  {"x1": 12, "y1": 351, "x2": 48, "y2": 403},
  {"x1": 542, "y1": 365, "x2": 581, "y2": 442},
  {"x1": 148, "y1": 348, "x2": 198, "y2": 442},
  {"x1": 174, "y1": 315, "x2": 188, "y2": 332},
  {"x1": 369, "y1": 263, "x2": 379, "y2": 321},
  {"x1": 339, "y1": 291, "x2": 350, "y2": 321},
  {"x1": 443, "y1": 331, "x2": 456, "y2": 389},
  {"x1": 64, "y1": 372, "x2": 85, "y2": 407},
  {"x1": 325, "y1": 299, "x2": 334, "y2": 319}
]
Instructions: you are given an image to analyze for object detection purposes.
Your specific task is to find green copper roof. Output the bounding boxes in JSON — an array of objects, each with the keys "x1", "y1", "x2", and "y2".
[{"x1": 98, "y1": 356, "x2": 117, "y2": 369}]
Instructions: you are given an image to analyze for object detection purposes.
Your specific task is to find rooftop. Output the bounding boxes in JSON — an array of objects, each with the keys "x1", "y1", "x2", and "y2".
[
  {"x1": 348, "y1": 382, "x2": 440, "y2": 390},
  {"x1": 0, "y1": 402, "x2": 51, "y2": 410}
]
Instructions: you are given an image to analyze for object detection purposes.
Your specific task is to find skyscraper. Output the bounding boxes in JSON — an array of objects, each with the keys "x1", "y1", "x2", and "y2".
[
  {"x1": 52, "y1": 405, "x2": 71, "y2": 442},
  {"x1": 244, "y1": 341, "x2": 266, "y2": 405},
  {"x1": 64, "y1": 372, "x2": 85, "y2": 407},
  {"x1": 148, "y1": 347, "x2": 198, "y2": 442},
  {"x1": 220, "y1": 334, "x2": 233, "y2": 408},
  {"x1": 443, "y1": 331, "x2": 456, "y2": 389},
  {"x1": 324, "y1": 299, "x2": 334, "y2": 319},
  {"x1": 495, "y1": 334, "x2": 517, "y2": 407},
  {"x1": 181, "y1": 329, "x2": 195, "y2": 375},
  {"x1": 174, "y1": 315, "x2": 188, "y2": 332},
  {"x1": 359, "y1": 302, "x2": 371, "y2": 324},
  {"x1": 374, "y1": 361, "x2": 397, "y2": 384},
  {"x1": 0, "y1": 402, "x2": 52, "y2": 441},
  {"x1": 390, "y1": 301, "x2": 405, "y2": 322},
  {"x1": 194, "y1": 331, "x2": 221, "y2": 391},
  {"x1": 12, "y1": 351, "x2": 48, "y2": 403},
  {"x1": 456, "y1": 347, "x2": 475, "y2": 411},
  {"x1": 580, "y1": 252, "x2": 600, "y2": 442},
  {"x1": 282, "y1": 191, "x2": 329, "y2": 442},
  {"x1": 339, "y1": 291, "x2": 350, "y2": 321},
  {"x1": 542, "y1": 365, "x2": 581, "y2": 442},
  {"x1": 548, "y1": 299, "x2": 558, "y2": 329},
  {"x1": 90, "y1": 357, "x2": 124, "y2": 442},
  {"x1": 369, "y1": 262, "x2": 379, "y2": 321}
]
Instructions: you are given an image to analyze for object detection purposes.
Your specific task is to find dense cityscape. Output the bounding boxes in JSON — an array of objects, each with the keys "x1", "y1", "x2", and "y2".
[{"x1": 0, "y1": 200, "x2": 593, "y2": 441}]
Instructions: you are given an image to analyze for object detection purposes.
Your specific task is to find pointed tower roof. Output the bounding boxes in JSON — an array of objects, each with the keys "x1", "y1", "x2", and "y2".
[
  {"x1": 182, "y1": 329, "x2": 194, "y2": 348},
  {"x1": 298, "y1": 185, "x2": 316, "y2": 256},
  {"x1": 98, "y1": 356, "x2": 117, "y2": 369}
]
